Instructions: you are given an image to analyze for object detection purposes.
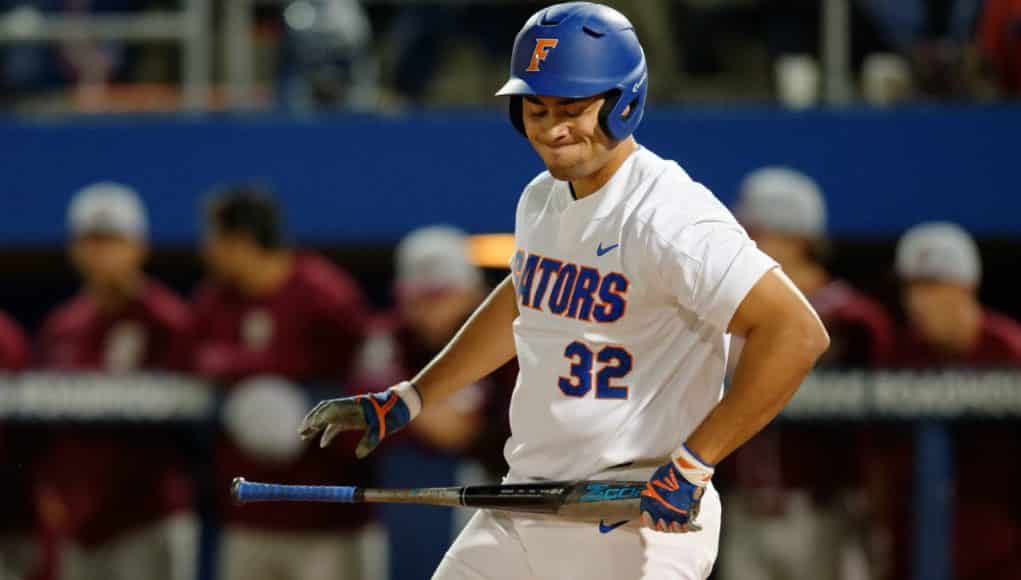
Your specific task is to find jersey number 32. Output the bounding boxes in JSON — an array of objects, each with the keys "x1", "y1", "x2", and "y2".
[{"x1": 558, "y1": 340, "x2": 631, "y2": 399}]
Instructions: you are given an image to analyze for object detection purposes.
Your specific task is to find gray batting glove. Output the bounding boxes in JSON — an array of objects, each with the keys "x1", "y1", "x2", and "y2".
[{"x1": 298, "y1": 381, "x2": 422, "y2": 458}]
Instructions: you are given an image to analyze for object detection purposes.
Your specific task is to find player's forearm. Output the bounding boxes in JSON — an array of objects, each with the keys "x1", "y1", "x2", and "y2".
[
  {"x1": 685, "y1": 315, "x2": 829, "y2": 465},
  {"x1": 411, "y1": 275, "x2": 518, "y2": 405}
]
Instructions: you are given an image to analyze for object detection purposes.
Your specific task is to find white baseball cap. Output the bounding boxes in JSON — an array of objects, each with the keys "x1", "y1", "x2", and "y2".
[
  {"x1": 68, "y1": 182, "x2": 148, "y2": 240},
  {"x1": 396, "y1": 226, "x2": 482, "y2": 294},
  {"x1": 896, "y1": 222, "x2": 981, "y2": 286},
  {"x1": 735, "y1": 167, "x2": 826, "y2": 238}
]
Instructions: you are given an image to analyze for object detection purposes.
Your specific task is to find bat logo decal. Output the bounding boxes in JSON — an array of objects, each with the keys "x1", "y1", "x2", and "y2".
[{"x1": 579, "y1": 483, "x2": 643, "y2": 503}]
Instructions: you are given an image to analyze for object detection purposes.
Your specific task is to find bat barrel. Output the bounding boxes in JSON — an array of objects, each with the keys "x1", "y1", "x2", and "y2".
[{"x1": 232, "y1": 477, "x2": 359, "y2": 504}]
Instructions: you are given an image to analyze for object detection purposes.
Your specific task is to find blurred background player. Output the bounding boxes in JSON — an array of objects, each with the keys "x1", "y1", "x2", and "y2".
[
  {"x1": 357, "y1": 226, "x2": 515, "y2": 579},
  {"x1": 874, "y1": 222, "x2": 1021, "y2": 580},
  {"x1": 193, "y1": 186, "x2": 379, "y2": 580},
  {"x1": 722, "y1": 167, "x2": 893, "y2": 580},
  {"x1": 34, "y1": 183, "x2": 197, "y2": 580},
  {"x1": 734, "y1": 167, "x2": 894, "y2": 369},
  {"x1": 0, "y1": 310, "x2": 31, "y2": 580}
]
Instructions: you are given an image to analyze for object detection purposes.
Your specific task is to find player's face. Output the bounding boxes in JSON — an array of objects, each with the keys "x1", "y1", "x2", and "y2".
[
  {"x1": 400, "y1": 287, "x2": 481, "y2": 349},
  {"x1": 521, "y1": 95, "x2": 617, "y2": 181},
  {"x1": 202, "y1": 228, "x2": 252, "y2": 283},
  {"x1": 903, "y1": 280, "x2": 975, "y2": 350},
  {"x1": 70, "y1": 233, "x2": 146, "y2": 289}
]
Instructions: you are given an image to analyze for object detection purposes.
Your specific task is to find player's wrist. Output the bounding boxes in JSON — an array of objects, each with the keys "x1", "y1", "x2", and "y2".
[
  {"x1": 391, "y1": 380, "x2": 423, "y2": 419},
  {"x1": 670, "y1": 443, "x2": 714, "y2": 488}
]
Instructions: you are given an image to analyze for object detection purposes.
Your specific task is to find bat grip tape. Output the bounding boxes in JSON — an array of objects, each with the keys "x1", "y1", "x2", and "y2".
[{"x1": 232, "y1": 478, "x2": 357, "y2": 503}]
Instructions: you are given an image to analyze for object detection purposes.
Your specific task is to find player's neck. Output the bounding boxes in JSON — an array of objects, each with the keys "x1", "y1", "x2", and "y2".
[
  {"x1": 86, "y1": 273, "x2": 145, "y2": 314},
  {"x1": 570, "y1": 138, "x2": 637, "y2": 199},
  {"x1": 239, "y1": 251, "x2": 294, "y2": 297}
]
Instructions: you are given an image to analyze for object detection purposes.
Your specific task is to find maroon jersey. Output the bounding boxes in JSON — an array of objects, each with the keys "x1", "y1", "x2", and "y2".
[
  {"x1": 34, "y1": 280, "x2": 195, "y2": 547},
  {"x1": 194, "y1": 253, "x2": 371, "y2": 532},
  {"x1": 727, "y1": 279, "x2": 895, "y2": 506},
  {"x1": 0, "y1": 309, "x2": 28, "y2": 370},
  {"x1": 891, "y1": 309, "x2": 1021, "y2": 370},
  {"x1": 0, "y1": 311, "x2": 31, "y2": 535},
  {"x1": 810, "y1": 279, "x2": 895, "y2": 368},
  {"x1": 880, "y1": 309, "x2": 1021, "y2": 580}
]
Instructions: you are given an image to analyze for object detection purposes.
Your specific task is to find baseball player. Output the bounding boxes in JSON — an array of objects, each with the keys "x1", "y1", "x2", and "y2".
[
  {"x1": 878, "y1": 222, "x2": 1021, "y2": 580},
  {"x1": 301, "y1": 3, "x2": 830, "y2": 579}
]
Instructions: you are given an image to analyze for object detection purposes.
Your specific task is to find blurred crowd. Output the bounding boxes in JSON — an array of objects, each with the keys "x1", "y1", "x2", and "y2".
[
  {"x1": 1, "y1": 0, "x2": 1020, "y2": 111},
  {"x1": 0, "y1": 168, "x2": 1018, "y2": 580}
]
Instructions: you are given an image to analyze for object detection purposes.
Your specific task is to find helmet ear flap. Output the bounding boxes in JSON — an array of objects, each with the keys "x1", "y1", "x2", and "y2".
[
  {"x1": 509, "y1": 96, "x2": 526, "y2": 137},
  {"x1": 598, "y1": 90, "x2": 623, "y2": 141},
  {"x1": 599, "y1": 89, "x2": 643, "y2": 141}
]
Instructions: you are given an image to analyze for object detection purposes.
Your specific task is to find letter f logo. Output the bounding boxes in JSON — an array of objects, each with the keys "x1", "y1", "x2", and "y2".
[{"x1": 527, "y1": 38, "x2": 559, "y2": 72}]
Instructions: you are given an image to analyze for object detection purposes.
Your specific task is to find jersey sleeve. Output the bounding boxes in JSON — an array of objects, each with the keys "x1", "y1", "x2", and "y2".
[{"x1": 634, "y1": 185, "x2": 777, "y2": 331}]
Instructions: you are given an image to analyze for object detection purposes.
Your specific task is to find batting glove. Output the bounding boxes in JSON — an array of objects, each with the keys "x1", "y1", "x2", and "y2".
[
  {"x1": 299, "y1": 381, "x2": 422, "y2": 458},
  {"x1": 639, "y1": 444, "x2": 714, "y2": 533}
]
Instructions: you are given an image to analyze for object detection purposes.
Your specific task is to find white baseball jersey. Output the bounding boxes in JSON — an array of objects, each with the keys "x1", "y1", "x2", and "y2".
[{"x1": 505, "y1": 146, "x2": 776, "y2": 481}]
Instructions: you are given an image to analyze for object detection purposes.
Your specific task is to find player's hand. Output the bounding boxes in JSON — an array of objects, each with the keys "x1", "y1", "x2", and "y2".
[
  {"x1": 639, "y1": 444, "x2": 714, "y2": 533},
  {"x1": 298, "y1": 381, "x2": 423, "y2": 458}
]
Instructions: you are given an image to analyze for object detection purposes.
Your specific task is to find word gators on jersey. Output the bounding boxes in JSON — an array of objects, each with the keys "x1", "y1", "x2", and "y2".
[{"x1": 511, "y1": 249, "x2": 628, "y2": 323}]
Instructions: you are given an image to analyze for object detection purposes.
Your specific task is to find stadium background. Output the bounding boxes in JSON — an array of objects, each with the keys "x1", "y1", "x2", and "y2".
[{"x1": 1, "y1": 1, "x2": 1020, "y2": 580}]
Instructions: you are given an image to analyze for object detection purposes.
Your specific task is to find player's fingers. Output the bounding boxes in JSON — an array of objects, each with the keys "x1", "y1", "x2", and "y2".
[
  {"x1": 319, "y1": 424, "x2": 342, "y2": 448},
  {"x1": 655, "y1": 518, "x2": 667, "y2": 532},
  {"x1": 301, "y1": 401, "x2": 365, "y2": 439},
  {"x1": 670, "y1": 521, "x2": 683, "y2": 533},
  {"x1": 299, "y1": 401, "x2": 331, "y2": 438},
  {"x1": 354, "y1": 431, "x2": 380, "y2": 459},
  {"x1": 640, "y1": 512, "x2": 653, "y2": 528}
]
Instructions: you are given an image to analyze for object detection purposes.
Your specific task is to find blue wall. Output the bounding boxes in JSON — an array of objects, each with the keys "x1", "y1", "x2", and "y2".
[{"x1": 1, "y1": 106, "x2": 1016, "y2": 245}]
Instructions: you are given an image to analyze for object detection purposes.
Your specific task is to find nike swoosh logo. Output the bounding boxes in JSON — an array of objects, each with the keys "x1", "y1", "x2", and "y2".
[
  {"x1": 596, "y1": 242, "x2": 619, "y2": 256},
  {"x1": 633, "y1": 72, "x2": 647, "y2": 93},
  {"x1": 599, "y1": 519, "x2": 629, "y2": 534}
]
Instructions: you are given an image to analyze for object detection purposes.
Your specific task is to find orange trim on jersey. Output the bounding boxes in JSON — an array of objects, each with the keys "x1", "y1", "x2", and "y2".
[
  {"x1": 592, "y1": 272, "x2": 630, "y2": 325},
  {"x1": 594, "y1": 344, "x2": 632, "y2": 400},
  {"x1": 530, "y1": 255, "x2": 563, "y2": 312},
  {"x1": 558, "y1": 342, "x2": 590, "y2": 398}
]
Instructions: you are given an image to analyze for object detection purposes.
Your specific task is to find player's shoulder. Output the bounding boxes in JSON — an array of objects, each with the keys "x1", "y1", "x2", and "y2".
[
  {"x1": 141, "y1": 280, "x2": 194, "y2": 330},
  {"x1": 812, "y1": 279, "x2": 894, "y2": 335},
  {"x1": 517, "y1": 169, "x2": 557, "y2": 204},
  {"x1": 45, "y1": 294, "x2": 94, "y2": 332},
  {"x1": 982, "y1": 309, "x2": 1021, "y2": 357},
  {"x1": 292, "y1": 252, "x2": 363, "y2": 306},
  {"x1": 625, "y1": 149, "x2": 740, "y2": 242},
  {"x1": 513, "y1": 169, "x2": 566, "y2": 227},
  {"x1": 813, "y1": 279, "x2": 887, "y2": 317}
]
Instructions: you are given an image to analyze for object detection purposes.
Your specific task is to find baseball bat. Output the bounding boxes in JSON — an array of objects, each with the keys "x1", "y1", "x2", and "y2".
[{"x1": 232, "y1": 477, "x2": 645, "y2": 523}]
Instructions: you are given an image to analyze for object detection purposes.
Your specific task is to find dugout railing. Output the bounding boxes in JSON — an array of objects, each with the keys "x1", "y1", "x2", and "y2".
[{"x1": 3, "y1": 370, "x2": 1019, "y2": 580}]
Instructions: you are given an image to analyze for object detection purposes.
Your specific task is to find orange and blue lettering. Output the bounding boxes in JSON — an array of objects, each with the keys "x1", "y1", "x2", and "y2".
[
  {"x1": 530, "y1": 257, "x2": 562, "y2": 311},
  {"x1": 567, "y1": 266, "x2": 600, "y2": 321},
  {"x1": 548, "y1": 264, "x2": 578, "y2": 315},
  {"x1": 515, "y1": 250, "x2": 629, "y2": 322},
  {"x1": 594, "y1": 273, "x2": 628, "y2": 323},
  {"x1": 518, "y1": 253, "x2": 540, "y2": 307}
]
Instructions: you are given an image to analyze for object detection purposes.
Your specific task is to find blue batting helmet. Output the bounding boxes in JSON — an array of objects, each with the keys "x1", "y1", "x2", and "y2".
[{"x1": 496, "y1": 2, "x2": 648, "y2": 141}]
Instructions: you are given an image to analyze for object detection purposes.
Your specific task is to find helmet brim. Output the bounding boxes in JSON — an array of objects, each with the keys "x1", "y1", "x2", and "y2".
[
  {"x1": 495, "y1": 77, "x2": 535, "y2": 97},
  {"x1": 495, "y1": 75, "x2": 617, "y2": 99}
]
